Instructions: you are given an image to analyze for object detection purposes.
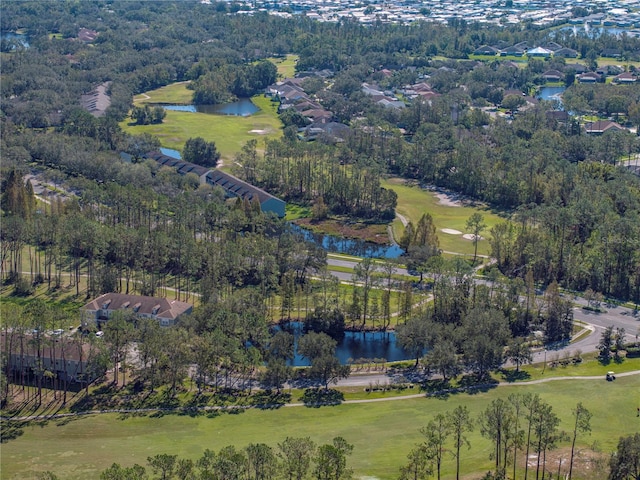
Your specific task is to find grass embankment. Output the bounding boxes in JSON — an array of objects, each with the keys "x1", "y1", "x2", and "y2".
[
  {"x1": 382, "y1": 178, "x2": 506, "y2": 257},
  {"x1": 123, "y1": 83, "x2": 283, "y2": 164},
  {"x1": 267, "y1": 54, "x2": 298, "y2": 79},
  {"x1": 2, "y1": 370, "x2": 638, "y2": 480}
]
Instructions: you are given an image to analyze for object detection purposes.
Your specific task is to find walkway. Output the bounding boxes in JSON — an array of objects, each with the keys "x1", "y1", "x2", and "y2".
[{"x1": 4, "y1": 371, "x2": 638, "y2": 422}]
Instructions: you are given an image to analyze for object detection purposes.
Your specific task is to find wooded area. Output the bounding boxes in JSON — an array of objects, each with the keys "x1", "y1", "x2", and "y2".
[{"x1": 1, "y1": 2, "x2": 640, "y2": 476}]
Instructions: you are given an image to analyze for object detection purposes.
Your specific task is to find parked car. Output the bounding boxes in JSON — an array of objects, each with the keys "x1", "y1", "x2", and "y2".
[{"x1": 95, "y1": 331, "x2": 104, "y2": 338}]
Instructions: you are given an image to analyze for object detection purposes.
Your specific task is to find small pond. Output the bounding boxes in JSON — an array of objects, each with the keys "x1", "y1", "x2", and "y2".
[
  {"x1": 162, "y1": 98, "x2": 259, "y2": 116},
  {"x1": 538, "y1": 86, "x2": 566, "y2": 101},
  {"x1": 276, "y1": 322, "x2": 414, "y2": 366},
  {"x1": 289, "y1": 224, "x2": 404, "y2": 259},
  {"x1": 1, "y1": 32, "x2": 29, "y2": 49},
  {"x1": 538, "y1": 86, "x2": 566, "y2": 110}
]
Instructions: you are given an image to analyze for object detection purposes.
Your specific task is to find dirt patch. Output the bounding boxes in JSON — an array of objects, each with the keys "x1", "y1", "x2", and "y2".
[
  {"x1": 294, "y1": 218, "x2": 391, "y2": 245},
  {"x1": 525, "y1": 446, "x2": 609, "y2": 480}
]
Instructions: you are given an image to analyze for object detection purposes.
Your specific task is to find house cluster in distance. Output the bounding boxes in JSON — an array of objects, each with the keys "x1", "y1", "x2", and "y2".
[{"x1": 212, "y1": 0, "x2": 640, "y2": 33}]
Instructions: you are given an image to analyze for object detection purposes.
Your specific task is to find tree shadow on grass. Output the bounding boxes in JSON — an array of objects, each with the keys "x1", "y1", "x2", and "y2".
[
  {"x1": 0, "y1": 421, "x2": 25, "y2": 443},
  {"x1": 421, "y1": 379, "x2": 453, "y2": 399},
  {"x1": 250, "y1": 390, "x2": 291, "y2": 410},
  {"x1": 499, "y1": 369, "x2": 531, "y2": 383},
  {"x1": 458, "y1": 374, "x2": 499, "y2": 395},
  {"x1": 300, "y1": 388, "x2": 344, "y2": 408}
]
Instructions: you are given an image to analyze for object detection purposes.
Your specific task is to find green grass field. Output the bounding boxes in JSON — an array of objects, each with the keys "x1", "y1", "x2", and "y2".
[
  {"x1": 268, "y1": 54, "x2": 298, "y2": 79},
  {"x1": 2, "y1": 374, "x2": 638, "y2": 480},
  {"x1": 382, "y1": 178, "x2": 507, "y2": 256},
  {"x1": 133, "y1": 81, "x2": 194, "y2": 105},
  {"x1": 122, "y1": 86, "x2": 283, "y2": 163}
]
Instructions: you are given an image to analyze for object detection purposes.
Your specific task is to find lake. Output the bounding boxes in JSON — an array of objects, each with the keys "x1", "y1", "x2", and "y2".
[
  {"x1": 289, "y1": 224, "x2": 404, "y2": 259},
  {"x1": 162, "y1": 98, "x2": 259, "y2": 116},
  {"x1": 277, "y1": 322, "x2": 413, "y2": 366}
]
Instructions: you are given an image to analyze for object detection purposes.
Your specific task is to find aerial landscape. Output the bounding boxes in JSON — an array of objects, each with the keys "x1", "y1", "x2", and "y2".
[{"x1": 1, "y1": 0, "x2": 640, "y2": 479}]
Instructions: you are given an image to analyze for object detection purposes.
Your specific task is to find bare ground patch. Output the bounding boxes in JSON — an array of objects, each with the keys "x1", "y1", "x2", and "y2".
[{"x1": 525, "y1": 446, "x2": 609, "y2": 480}]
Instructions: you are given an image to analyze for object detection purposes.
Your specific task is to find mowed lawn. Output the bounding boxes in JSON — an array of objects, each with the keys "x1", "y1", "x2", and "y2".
[
  {"x1": 267, "y1": 54, "x2": 298, "y2": 79},
  {"x1": 382, "y1": 178, "x2": 507, "y2": 257},
  {"x1": 132, "y1": 81, "x2": 194, "y2": 105},
  {"x1": 3, "y1": 376, "x2": 639, "y2": 480},
  {"x1": 122, "y1": 85, "x2": 283, "y2": 163}
]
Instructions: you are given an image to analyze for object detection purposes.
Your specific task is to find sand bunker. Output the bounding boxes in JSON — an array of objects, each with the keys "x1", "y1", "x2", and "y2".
[
  {"x1": 249, "y1": 129, "x2": 268, "y2": 134},
  {"x1": 441, "y1": 228, "x2": 462, "y2": 235},
  {"x1": 434, "y1": 192, "x2": 462, "y2": 207},
  {"x1": 463, "y1": 233, "x2": 484, "y2": 241}
]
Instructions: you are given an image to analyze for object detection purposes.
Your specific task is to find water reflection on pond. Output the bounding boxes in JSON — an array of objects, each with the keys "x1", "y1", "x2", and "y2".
[
  {"x1": 277, "y1": 322, "x2": 413, "y2": 366},
  {"x1": 289, "y1": 224, "x2": 403, "y2": 259},
  {"x1": 162, "y1": 98, "x2": 259, "y2": 116}
]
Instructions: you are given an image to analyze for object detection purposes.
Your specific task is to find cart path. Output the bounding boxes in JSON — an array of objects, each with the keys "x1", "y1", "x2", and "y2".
[{"x1": 3, "y1": 371, "x2": 639, "y2": 421}]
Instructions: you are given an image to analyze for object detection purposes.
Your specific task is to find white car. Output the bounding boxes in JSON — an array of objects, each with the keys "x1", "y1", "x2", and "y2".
[{"x1": 95, "y1": 331, "x2": 104, "y2": 338}]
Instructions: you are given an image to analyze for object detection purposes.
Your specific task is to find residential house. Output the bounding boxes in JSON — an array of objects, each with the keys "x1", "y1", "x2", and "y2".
[
  {"x1": 601, "y1": 48, "x2": 622, "y2": 58},
  {"x1": 205, "y1": 170, "x2": 286, "y2": 217},
  {"x1": 554, "y1": 47, "x2": 579, "y2": 58},
  {"x1": 577, "y1": 72, "x2": 601, "y2": 83},
  {"x1": 584, "y1": 120, "x2": 625, "y2": 135},
  {"x1": 474, "y1": 45, "x2": 499, "y2": 55},
  {"x1": 501, "y1": 60, "x2": 521, "y2": 69},
  {"x1": 542, "y1": 70, "x2": 563, "y2": 82},
  {"x1": 546, "y1": 110, "x2": 569, "y2": 124},
  {"x1": 83, "y1": 293, "x2": 193, "y2": 329},
  {"x1": 565, "y1": 63, "x2": 587, "y2": 74},
  {"x1": 361, "y1": 83, "x2": 385, "y2": 96},
  {"x1": 145, "y1": 151, "x2": 210, "y2": 183},
  {"x1": 614, "y1": 72, "x2": 637, "y2": 84},
  {"x1": 301, "y1": 108, "x2": 333, "y2": 123},
  {"x1": 541, "y1": 41, "x2": 563, "y2": 52},
  {"x1": 293, "y1": 100, "x2": 323, "y2": 112},
  {"x1": 376, "y1": 97, "x2": 405, "y2": 109},
  {"x1": 596, "y1": 65, "x2": 624, "y2": 76},
  {"x1": 527, "y1": 47, "x2": 552, "y2": 58},
  {"x1": 142, "y1": 152, "x2": 286, "y2": 217},
  {"x1": 303, "y1": 121, "x2": 350, "y2": 143},
  {"x1": 267, "y1": 82, "x2": 309, "y2": 103},
  {"x1": 1, "y1": 332, "x2": 104, "y2": 384},
  {"x1": 500, "y1": 46, "x2": 525, "y2": 57}
]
